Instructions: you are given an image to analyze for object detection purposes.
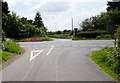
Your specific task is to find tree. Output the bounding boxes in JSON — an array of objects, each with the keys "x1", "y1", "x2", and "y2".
[
  {"x1": 56, "y1": 30, "x2": 62, "y2": 34},
  {"x1": 2, "y1": 1, "x2": 10, "y2": 15},
  {"x1": 34, "y1": 11, "x2": 44, "y2": 28},
  {"x1": 107, "y1": 1, "x2": 120, "y2": 11},
  {"x1": 80, "y1": 18, "x2": 93, "y2": 31},
  {"x1": 39, "y1": 27, "x2": 47, "y2": 37},
  {"x1": 63, "y1": 29, "x2": 68, "y2": 34},
  {"x1": 2, "y1": 13, "x2": 22, "y2": 39},
  {"x1": 80, "y1": 9, "x2": 120, "y2": 31}
]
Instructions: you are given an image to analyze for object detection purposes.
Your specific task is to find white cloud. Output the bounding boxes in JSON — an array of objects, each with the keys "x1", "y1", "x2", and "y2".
[{"x1": 4, "y1": 0, "x2": 108, "y2": 31}]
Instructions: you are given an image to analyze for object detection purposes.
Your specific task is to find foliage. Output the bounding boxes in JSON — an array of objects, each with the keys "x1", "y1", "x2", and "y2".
[
  {"x1": 107, "y1": 1, "x2": 120, "y2": 11},
  {"x1": 117, "y1": 26, "x2": 120, "y2": 47},
  {"x1": 41, "y1": 37, "x2": 53, "y2": 41},
  {"x1": 91, "y1": 47, "x2": 120, "y2": 81},
  {"x1": 34, "y1": 11, "x2": 44, "y2": 27},
  {"x1": 75, "y1": 31, "x2": 108, "y2": 38},
  {"x1": 2, "y1": 1, "x2": 47, "y2": 39},
  {"x1": 0, "y1": 50, "x2": 14, "y2": 63},
  {"x1": 39, "y1": 27, "x2": 47, "y2": 37},
  {"x1": 80, "y1": 9, "x2": 120, "y2": 31},
  {"x1": 96, "y1": 34, "x2": 112, "y2": 39},
  {"x1": 2, "y1": 1, "x2": 10, "y2": 15},
  {"x1": 2, "y1": 13, "x2": 22, "y2": 39},
  {"x1": 3, "y1": 40, "x2": 23, "y2": 54},
  {"x1": 2, "y1": 30, "x2": 6, "y2": 42},
  {"x1": 55, "y1": 30, "x2": 62, "y2": 34}
]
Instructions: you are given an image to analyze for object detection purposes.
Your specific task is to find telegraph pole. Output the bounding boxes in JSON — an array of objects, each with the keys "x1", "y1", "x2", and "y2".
[{"x1": 71, "y1": 17, "x2": 73, "y2": 35}]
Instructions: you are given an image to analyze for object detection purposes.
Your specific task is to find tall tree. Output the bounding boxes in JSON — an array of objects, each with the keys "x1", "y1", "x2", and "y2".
[
  {"x1": 107, "y1": 1, "x2": 120, "y2": 11},
  {"x1": 2, "y1": 1, "x2": 10, "y2": 15},
  {"x1": 34, "y1": 11, "x2": 44, "y2": 28}
]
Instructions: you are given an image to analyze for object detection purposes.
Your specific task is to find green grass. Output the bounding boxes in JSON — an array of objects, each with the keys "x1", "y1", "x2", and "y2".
[
  {"x1": 15, "y1": 39, "x2": 25, "y2": 42},
  {"x1": 48, "y1": 35, "x2": 72, "y2": 39},
  {"x1": 90, "y1": 47, "x2": 120, "y2": 82},
  {"x1": 96, "y1": 34, "x2": 112, "y2": 39},
  {"x1": 0, "y1": 50, "x2": 14, "y2": 63},
  {"x1": 3, "y1": 40, "x2": 23, "y2": 54},
  {"x1": 42, "y1": 37, "x2": 53, "y2": 41},
  {"x1": 72, "y1": 36, "x2": 96, "y2": 40}
]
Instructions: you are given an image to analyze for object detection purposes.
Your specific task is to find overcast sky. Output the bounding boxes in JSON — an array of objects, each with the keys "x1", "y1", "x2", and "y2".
[{"x1": 5, "y1": 0, "x2": 110, "y2": 31}]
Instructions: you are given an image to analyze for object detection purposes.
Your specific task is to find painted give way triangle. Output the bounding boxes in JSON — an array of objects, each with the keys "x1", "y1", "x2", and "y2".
[{"x1": 30, "y1": 50, "x2": 43, "y2": 61}]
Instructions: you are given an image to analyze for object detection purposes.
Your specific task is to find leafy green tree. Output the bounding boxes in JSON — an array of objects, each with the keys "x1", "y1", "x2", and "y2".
[
  {"x1": 63, "y1": 29, "x2": 68, "y2": 34},
  {"x1": 34, "y1": 11, "x2": 44, "y2": 28},
  {"x1": 39, "y1": 27, "x2": 47, "y2": 37},
  {"x1": 106, "y1": 9, "x2": 120, "y2": 25},
  {"x1": 81, "y1": 18, "x2": 93, "y2": 31},
  {"x1": 80, "y1": 9, "x2": 120, "y2": 31},
  {"x1": 56, "y1": 30, "x2": 62, "y2": 34},
  {"x1": 2, "y1": 13, "x2": 22, "y2": 39}
]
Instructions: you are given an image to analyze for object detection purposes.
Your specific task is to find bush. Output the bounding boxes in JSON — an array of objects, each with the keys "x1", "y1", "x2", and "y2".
[
  {"x1": 96, "y1": 34, "x2": 112, "y2": 39},
  {"x1": 117, "y1": 27, "x2": 120, "y2": 47},
  {"x1": 3, "y1": 40, "x2": 23, "y2": 54},
  {"x1": 75, "y1": 31, "x2": 108, "y2": 38},
  {"x1": 0, "y1": 50, "x2": 14, "y2": 62}
]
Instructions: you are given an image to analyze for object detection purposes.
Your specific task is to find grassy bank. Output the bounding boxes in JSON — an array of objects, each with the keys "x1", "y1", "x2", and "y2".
[
  {"x1": 90, "y1": 47, "x2": 120, "y2": 81},
  {"x1": 0, "y1": 40, "x2": 23, "y2": 63},
  {"x1": 3, "y1": 40, "x2": 23, "y2": 54},
  {"x1": 0, "y1": 50, "x2": 14, "y2": 63}
]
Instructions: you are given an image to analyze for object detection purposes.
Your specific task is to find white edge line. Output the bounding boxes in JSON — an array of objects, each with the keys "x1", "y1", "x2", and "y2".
[{"x1": 46, "y1": 46, "x2": 54, "y2": 56}]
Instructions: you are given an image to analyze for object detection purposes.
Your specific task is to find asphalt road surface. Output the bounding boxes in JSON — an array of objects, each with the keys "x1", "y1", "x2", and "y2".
[{"x1": 2, "y1": 39, "x2": 115, "y2": 81}]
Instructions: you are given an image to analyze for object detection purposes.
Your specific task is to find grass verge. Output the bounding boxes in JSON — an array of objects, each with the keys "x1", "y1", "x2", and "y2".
[
  {"x1": 0, "y1": 50, "x2": 14, "y2": 63},
  {"x1": 48, "y1": 35, "x2": 72, "y2": 39},
  {"x1": 90, "y1": 47, "x2": 120, "y2": 82},
  {"x1": 41, "y1": 37, "x2": 53, "y2": 41}
]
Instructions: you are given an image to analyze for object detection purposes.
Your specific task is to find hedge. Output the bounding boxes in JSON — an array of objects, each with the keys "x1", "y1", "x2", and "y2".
[
  {"x1": 75, "y1": 31, "x2": 109, "y2": 38},
  {"x1": 117, "y1": 26, "x2": 120, "y2": 47}
]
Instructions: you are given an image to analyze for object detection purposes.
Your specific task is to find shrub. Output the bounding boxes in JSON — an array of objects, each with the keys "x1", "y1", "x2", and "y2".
[
  {"x1": 3, "y1": 40, "x2": 23, "y2": 54},
  {"x1": 96, "y1": 34, "x2": 112, "y2": 39},
  {"x1": 117, "y1": 27, "x2": 120, "y2": 47}
]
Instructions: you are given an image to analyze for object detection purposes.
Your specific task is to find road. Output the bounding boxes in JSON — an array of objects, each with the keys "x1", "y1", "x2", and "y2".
[{"x1": 2, "y1": 39, "x2": 115, "y2": 81}]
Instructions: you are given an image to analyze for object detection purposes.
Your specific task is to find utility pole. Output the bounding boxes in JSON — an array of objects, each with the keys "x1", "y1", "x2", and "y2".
[{"x1": 71, "y1": 17, "x2": 73, "y2": 35}]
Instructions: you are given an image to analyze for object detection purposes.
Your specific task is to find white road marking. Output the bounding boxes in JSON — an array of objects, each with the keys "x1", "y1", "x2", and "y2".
[
  {"x1": 46, "y1": 46, "x2": 54, "y2": 56},
  {"x1": 30, "y1": 50, "x2": 43, "y2": 61}
]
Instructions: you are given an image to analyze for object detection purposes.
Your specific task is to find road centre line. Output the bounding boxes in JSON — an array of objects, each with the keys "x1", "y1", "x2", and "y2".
[{"x1": 46, "y1": 46, "x2": 54, "y2": 56}]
